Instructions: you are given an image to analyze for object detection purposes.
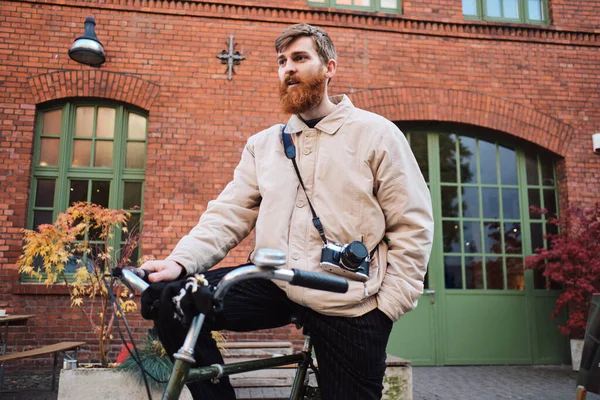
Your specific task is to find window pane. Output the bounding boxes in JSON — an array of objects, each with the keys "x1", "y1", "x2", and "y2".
[
  {"x1": 33, "y1": 210, "x2": 53, "y2": 229},
  {"x1": 463, "y1": 0, "x2": 478, "y2": 15},
  {"x1": 463, "y1": 221, "x2": 481, "y2": 253},
  {"x1": 126, "y1": 142, "x2": 146, "y2": 169},
  {"x1": 528, "y1": 189, "x2": 541, "y2": 218},
  {"x1": 39, "y1": 138, "x2": 60, "y2": 166},
  {"x1": 336, "y1": 0, "x2": 352, "y2": 4},
  {"x1": 439, "y1": 134, "x2": 457, "y2": 183},
  {"x1": 35, "y1": 179, "x2": 55, "y2": 208},
  {"x1": 94, "y1": 141, "x2": 113, "y2": 167},
  {"x1": 69, "y1": 180, "x2": 89, "y2": 205},
  {"x1": 443, "y1": 221, "x2": 461, "y2": 253},
  {"x1": 42, "y1": 109, "x2": 62, "y2": 135},
  {"x1": 380, "y1": 0, "x2": 397, "y2": 8},
  {"x1": 486, "y1": 257, "x2": 504, "y2": 289},
  {"x1": 534, "y1": 268, "x2": 546, "y2": 289},
  {"x1": 499, "y1": 146, "x2": 517, "y2": 185},
  {"x1": 479, "y1": 141, "x2": 497, "y2": 184},
  {"x1": 410, "y1": 133, "x2": 429, "y2": 182},
  {"x1": 72, "y1": 139, "x2": 92, "y2": 167},
  {"x1": 541, "y1": 159, "x2": 554, "y2": 185},
  {"x1": 96, "y1": 108, "x2": 116, "y2": 138},
  {"x1": 459, "y1": 136, "x2": 477, "y2": 184},
  {"x1": 506, "y1": 258, "x2": 524, "y2": 290},
  {"x1": 444, "y1": 256, "x2": 462, "y2": 289},
  {"x1": 503, "y1": 0, "x2": 519, "y2": 18},
  {"x1": 530, "y1": 222, "x2": 543, "y2": 252},
  {"x1": 129, "y1": 247, "x2": 140, "y2": 266},
  {"x1": 502, "y1": 188, "x2": 520, "y2": 219},
  {"x1": 75, "y1": 107, "x2": 94, "y2": 137},
  {"x1": 355, "y1": 0, "x2": 370, "y2": 6},
  {"x1": 91, "y1": 181, "x2": 110, "y2": 207},
  {"x1": 462, "y1": 186, "x2": 479, "y2": 218},
  {"x1": 525, "y1": 152, "x2": 539, "y2": 185},
  {"x1": 465, "y1": 257, "x2": 483, "y2": 289},
  {"x1": 128, "y1": 113, "x2": 147, "y2": 140},
  {"x1": 504, "y1": 222, "x2": 522, "y2": 254},
  {"x1": 482, "y1": 187, "x2": 499, "y2": 219},
  {"x1": 484, "y1": 221, "x2": 502, "y2": 254},
  {"x1": 125, "y1": 213, "x2": 141, "y2": 239},
  {"x1": 441, "y1": 186, "x2": 459, "y2": 217},
  {"x1": 528, "y1": 0, "x2": 542, "y2": 20},
  {"x1": 486, "y1": 0, "x2": 501, "y2": 17},
  {"x1": 543, "y1": 189, "x2": 557, "y2": 217},
  {"x1": 123, "y1": 182, "x2": 143, "y2": 209}
]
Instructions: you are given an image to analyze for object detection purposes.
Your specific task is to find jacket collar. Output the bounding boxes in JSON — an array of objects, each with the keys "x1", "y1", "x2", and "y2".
[{"x1": 284, "y1": 95, "x2": 353, "y2": 135}]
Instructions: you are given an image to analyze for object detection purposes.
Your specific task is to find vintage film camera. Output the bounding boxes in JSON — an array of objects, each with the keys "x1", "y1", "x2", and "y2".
[{"x1": 320, "y1": 241, "x2": 370, "y2": 282}]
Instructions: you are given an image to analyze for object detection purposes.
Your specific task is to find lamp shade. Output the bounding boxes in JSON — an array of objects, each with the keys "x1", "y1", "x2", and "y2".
[{"x1": 68, "y1": 17, "x2": 105, "y2": 66}]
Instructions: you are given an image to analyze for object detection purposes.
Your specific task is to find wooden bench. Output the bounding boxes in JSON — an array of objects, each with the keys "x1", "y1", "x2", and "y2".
[{"x1": 0, "y1": 341, "x2": 86, "y2": 392}]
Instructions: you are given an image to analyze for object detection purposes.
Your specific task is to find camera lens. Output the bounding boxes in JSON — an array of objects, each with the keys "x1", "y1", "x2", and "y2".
[{"x1": 340, "y1": 241, "x2": 368, "y2": 271}]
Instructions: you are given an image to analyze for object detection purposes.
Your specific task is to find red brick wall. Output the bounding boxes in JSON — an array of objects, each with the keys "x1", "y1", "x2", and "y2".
[{"x1": 1, "y1": 0, "x2": 599, "y2": 366}]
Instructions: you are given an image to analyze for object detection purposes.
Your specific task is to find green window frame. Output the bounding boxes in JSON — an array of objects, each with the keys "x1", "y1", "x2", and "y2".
[
  {"x1": 23, "y1": 101, "x2": 148, "y2": 282},
  {"x1": 307, "y1": 0, "x2": 401, "y2": 14},
  {"x1": 462, "y1": 0, "x2": 549, "y2": 25},
  {"x1": 403, "y1": 129, "x2": 558, "y2": 292}
]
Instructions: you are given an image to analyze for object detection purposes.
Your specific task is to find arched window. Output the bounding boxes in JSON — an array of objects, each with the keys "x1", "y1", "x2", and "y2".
[
  {"x1": 25, "y1": 101, "x2": 147, "y2": 279},
  {"x1": 401, "y1": 127, "x2": 559, "y2": 292}
]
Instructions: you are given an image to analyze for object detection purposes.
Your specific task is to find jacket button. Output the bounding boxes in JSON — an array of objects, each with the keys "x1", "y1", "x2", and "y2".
[
  {"x1": 292, "y1": 253, "x2": 300, "y2": 260},
  {"x1": 303, "y1": 148, "x2": 311, "y2": 155},
  {"x1": 296, "y1": 201, "x2": 305, "y2": 208}
]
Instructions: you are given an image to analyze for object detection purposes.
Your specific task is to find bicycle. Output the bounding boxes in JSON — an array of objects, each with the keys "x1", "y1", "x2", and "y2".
[{"x1": 114, "y1": 249, "x2": 349, "y2": 400}]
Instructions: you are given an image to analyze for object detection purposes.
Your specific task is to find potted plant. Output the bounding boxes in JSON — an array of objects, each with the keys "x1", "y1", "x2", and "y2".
[
  {"x1": 18, "y1": 202, "x2": 139, "y2": 366},
  {"x1": 525, "y1": 202, "x2": 600, "y2": 370}
]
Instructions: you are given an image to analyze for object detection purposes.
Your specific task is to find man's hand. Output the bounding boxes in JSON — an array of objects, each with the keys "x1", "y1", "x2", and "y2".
[{"x1": 140, "y1": 260, "x2": 184, "y2": 283}]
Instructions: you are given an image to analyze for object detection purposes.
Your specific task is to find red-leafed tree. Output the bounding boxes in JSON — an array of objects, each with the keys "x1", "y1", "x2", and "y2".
[{"x1": 526, "y1": 203, "x2": 600, "y2": 337}]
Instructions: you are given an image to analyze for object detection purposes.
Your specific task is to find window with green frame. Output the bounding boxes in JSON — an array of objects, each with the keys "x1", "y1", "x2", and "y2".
[
  {"x1": 23, "y1": 101, "x2": 147, "y2": 281},
  {"x1": 402, "y1": 128, "x2": 558, "y2": 292},
  {"x1": 308, "y1": 0, "x2": 401, "y2": 14},
  {"x1": 462, "y1": 0, "x2": 548, "y2": 24}
]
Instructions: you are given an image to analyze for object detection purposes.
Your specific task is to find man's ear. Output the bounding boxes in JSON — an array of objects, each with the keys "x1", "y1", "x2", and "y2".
[{"x1": 324, "y1": 59, "x2": 337, "y2": 80}]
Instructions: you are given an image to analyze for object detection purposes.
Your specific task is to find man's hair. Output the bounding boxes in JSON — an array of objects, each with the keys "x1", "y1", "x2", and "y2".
[{"x1": 275, "y1": 24, "x2": 337, "y2": 66}]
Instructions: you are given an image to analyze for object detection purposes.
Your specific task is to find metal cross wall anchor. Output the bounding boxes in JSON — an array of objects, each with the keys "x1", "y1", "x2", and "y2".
[{"x1": 216, "y1": 34, "x2": 245, "y2": 81}]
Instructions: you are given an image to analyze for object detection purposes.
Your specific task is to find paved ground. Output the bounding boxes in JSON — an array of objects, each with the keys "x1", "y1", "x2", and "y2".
[
  {"x1": 1, "y1": 365, "x2": 599, "y2": 399},
  {"x1": 413, "y1": 365, "x2": 600, "y2": 400}
]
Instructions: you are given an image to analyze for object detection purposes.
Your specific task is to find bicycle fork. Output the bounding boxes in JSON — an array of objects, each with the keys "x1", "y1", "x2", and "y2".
[
  {"x1": 163, "y1": 314, "x2": 206, "y2": 400},
  {"x1": 290, "y1": 335, "x2": 319, "y2": 400}
]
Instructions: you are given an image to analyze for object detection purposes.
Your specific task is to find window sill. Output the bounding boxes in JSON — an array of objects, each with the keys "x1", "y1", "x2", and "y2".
[{"x1": 13, "y1": 282, "x2": 70, "y2": 295}]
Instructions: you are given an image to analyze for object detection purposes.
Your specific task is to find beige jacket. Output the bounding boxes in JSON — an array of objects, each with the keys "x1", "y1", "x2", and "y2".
[{"x1": 167, "y1": 95, "x2": 433, "y2": 322}]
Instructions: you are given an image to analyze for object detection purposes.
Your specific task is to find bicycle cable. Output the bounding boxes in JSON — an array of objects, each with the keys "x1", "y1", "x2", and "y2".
[{"x1": 104, "y1": 274, "x2": 169, "y2": 400}]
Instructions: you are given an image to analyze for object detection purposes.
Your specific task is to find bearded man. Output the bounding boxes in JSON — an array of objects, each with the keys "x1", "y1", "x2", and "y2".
[{"x1": 141, "y1": 24, "x2": 433, "y2": 400}]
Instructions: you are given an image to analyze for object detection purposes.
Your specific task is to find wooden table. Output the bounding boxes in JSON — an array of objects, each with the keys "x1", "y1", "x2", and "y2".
[{"x1": 0, "y1": 314, "x2": 34, "y2": 390}]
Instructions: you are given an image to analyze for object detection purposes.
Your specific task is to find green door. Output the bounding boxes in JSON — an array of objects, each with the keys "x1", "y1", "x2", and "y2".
[{"x1": 388, "y1": 129, "x2": 569, "y2": 366}]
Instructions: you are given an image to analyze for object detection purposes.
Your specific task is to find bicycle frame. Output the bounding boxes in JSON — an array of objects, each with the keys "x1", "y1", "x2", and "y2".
[{"x1": 164, "y1": 334, "x2": 317, "y2": 400}]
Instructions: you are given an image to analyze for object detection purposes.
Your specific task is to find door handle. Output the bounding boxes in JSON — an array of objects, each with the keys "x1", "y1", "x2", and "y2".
[{"x1": 424, "y1": 289, "x2": 435, "y2": 304}]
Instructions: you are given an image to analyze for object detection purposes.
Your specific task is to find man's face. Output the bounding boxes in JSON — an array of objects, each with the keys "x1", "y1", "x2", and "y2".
[{"x1": 277, "y1": 36, "x2": 328, "y2": 115}]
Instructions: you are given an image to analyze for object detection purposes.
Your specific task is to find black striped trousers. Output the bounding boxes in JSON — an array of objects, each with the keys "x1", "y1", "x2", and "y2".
[{"x1": 154, "y1": 265, "x2": 393, "y2": 400}]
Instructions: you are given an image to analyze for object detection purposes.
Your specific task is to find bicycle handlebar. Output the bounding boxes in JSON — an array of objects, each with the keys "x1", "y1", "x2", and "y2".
[
  {"x1": 289, "y1": 269, "x2": 348, "y2": 293},
  {"x1": 114, "y1": 262, "x2": 349, "y2": 303}
]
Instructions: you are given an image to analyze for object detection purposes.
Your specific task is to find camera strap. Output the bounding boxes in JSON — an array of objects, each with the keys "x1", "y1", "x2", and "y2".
[{"x1": 282, "y1": 125, "x2": 328, "y2": 246}]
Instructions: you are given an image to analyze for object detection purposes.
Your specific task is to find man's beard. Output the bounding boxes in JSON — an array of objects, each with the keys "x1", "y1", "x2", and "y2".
[{"x1": 279, "y1": 71, "x2": 327, "y2": 115}]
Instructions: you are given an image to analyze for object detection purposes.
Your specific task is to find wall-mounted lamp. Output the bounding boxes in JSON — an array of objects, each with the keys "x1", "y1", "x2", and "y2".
[
  {"x1": 68, "y1": 17, "x2": 105, "y2": 67},
  {"x1": 593, "y1": 133, "x2": 600, "y2": 155}
]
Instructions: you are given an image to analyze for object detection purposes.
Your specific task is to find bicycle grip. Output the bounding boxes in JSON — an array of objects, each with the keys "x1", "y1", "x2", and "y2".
[{"x1": 289, "y1": 269, "x2": 349, "y2": 293}]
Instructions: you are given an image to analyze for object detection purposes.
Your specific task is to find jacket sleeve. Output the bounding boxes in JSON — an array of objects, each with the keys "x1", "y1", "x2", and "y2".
[
  {"x1": 166, "y1": 136, "x2": 261, "y2": 274},
  {"x1": 373, "y1": 125, "x2": 434, "y2": 322}
]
